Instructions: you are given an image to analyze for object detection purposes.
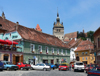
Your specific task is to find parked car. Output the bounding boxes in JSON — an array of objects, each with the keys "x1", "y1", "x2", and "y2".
[
  {"x1": 31, "y1": 63, "x2": 51, "y2": 71},
  {"x1": 1, "y1": 61, "x2": 18, "y2": 71},
  {"x1": 85, "y1": 64, "x2": 99, "y2": 73},
  {"x1": 55, "y1": 64, "x2": 60, "y2": 69},
  {"x1": 17, "y1": 62, "x2": 31, "y2": 70},
  {"x1": 0, "y1": 61, "x2": 4, "y2": 71},
  {"x1": 58, "y1": 64, "x2": 69, "y2": 71},
  {"x1": 87, "y1": 67, "x2": 100, "y2": 76},
  {"x1": 74, "y1": 61, "x2": 84, "y2": 72},
  {"x1": 48, "y1": 63, "x2": 56, "y2": 69}
]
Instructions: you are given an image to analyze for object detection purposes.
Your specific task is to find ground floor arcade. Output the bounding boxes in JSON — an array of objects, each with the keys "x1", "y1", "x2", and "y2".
[{"x1": 23, "y1": 53, "x2": 70, "y2": 65}]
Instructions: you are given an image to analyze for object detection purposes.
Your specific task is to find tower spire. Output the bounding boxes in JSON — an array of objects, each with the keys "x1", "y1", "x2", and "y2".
[{"x1": 57, "y1": 7, "x2": 59, "y2": 17}]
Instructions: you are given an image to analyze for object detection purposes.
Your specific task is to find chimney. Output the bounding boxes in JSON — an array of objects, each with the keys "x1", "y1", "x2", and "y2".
[
  {"x1": 16, "y1": 22, "x2": 19, "y2": 31},
  {"x1": 2, "y1": 12, "x2": 5, "y2": 19}
]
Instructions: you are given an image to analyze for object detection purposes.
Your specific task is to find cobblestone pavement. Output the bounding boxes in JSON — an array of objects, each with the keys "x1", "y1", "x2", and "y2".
[{"x1": 0, "y1": 69, "x2": 87, "y2": 76}]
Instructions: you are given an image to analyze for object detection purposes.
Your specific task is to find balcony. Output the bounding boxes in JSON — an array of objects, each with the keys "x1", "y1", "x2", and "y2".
[{"x1": 0, "y1": 45, "x2": 22, "y2": 52}]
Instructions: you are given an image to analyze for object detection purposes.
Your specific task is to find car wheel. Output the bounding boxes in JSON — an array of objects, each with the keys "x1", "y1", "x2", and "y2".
[
  {"x1": 74, "y1": 69, "x2": 76, "y2": 72},
  {"x1": 43, "y1": 68, "x2": 46, "y2": 71},
  {"x1": 26, "y1": 69, "x2": 29, "y2": 70},
  {"x1": 7, "y1": 67, "x2": 10, "y2": 71},
  {"x1": 21, "y1": 67, "x2": 23, "y2": 70},
  {"x1": 14, "y1": 69, "x2": 17, "y2": 71}
]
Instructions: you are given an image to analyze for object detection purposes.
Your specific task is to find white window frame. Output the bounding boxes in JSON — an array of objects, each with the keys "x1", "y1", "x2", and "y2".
[
  {"x1": 51, "y1": 48, "x2": 54, "y2": 53},
  {"x1": 86, "y1": 57, "x2": 87, "y2": 60},
  {"x1": 45, "y1": 46, "x2": 49, "y2": 54},
  {"x1": 82, "y1": 57, "x2": 84, "y2": 60},
  {"x1": 57, "y1": 49, "x2": 59, "y2": 54},
  {"x1": 66, "y1": 50, "x2": 67, "y2": 55},
  {"x1": 38, "y1": 45, "x2": 42, "y2": 52},
  {"x1": 30, "y1": 44, "x2": 35, "y2": 52},
  {"x1": 61, "y1": 49, "x2": 63, "y2": 54},
  {"x1": 85, "y1": 52, "x2": 87, "y2": 55},
  {"x1": 82, "y1": 52, "x2": 84, "y2": 55},
  {"x1": 76, "y1": 52, "x2": 78, "y2": 55}
]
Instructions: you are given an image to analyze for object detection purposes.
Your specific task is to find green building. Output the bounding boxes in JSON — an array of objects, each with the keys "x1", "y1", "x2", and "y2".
[{"x1": 0, "y1": 12, "x2": 70, "y2": 65}]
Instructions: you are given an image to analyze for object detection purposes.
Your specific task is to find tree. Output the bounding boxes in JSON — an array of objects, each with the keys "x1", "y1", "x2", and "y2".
[
  {"x1": 77, "y1": 31, "x2": 86, "y2": 40},
  {"x1": 87, "y1": 31, "x2": 94, "y2": 41}
]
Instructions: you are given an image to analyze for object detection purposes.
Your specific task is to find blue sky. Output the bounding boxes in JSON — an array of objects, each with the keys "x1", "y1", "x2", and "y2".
[{"x1": 0, "y1": 0, "x2": 100, "y2": 35}]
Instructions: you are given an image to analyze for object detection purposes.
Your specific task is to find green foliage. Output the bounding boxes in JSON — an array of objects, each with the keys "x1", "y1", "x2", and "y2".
[{"x1": 87, "y1": 31, "x2": 94, "y2": 41}]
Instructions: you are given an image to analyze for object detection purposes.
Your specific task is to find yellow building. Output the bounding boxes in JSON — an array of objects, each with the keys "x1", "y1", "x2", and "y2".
[{"x1": 74, "y1": 40, "x2": 95, "y2": 64}]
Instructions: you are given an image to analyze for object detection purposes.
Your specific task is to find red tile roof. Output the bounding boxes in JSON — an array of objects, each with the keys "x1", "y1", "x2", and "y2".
[
  {"x1": 67, "y1": 38, "x2": 82, "y2": 48},
  {"x1": 35, "y1": 24, "x2": 42, "y2": 32},
  {"x1": 75, "y1": 40, "x2": 94, "y2": 52},
  {"x1": 64, "y1": 32, "x2": 77, "y2": 40},
  {"x1": 0, "y1": 17, "x2": 16, "y2": 31},
  {"x1": 0, "y1": 16, "x2": 69, "y2": 48}
]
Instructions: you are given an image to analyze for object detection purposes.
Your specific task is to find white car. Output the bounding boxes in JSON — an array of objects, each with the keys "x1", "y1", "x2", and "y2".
[
  {"x1": 31, "y1": 63, "x2": 51, "y2": 71},
  {"x1": 74, "y1": 61, "x2": 84, "y2": 72}
]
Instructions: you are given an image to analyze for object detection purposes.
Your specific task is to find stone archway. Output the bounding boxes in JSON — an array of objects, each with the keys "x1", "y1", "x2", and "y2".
[{"x1": 76, "y1": 56, "x2": 79, "y2": 61}]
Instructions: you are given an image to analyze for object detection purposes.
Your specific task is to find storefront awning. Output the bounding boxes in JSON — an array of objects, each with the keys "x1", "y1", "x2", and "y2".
[
  {"x1": 0, "y1": 39, "x2": 18, "y2": 45},
  {"x1": 0, "y1": 39, "x2": 7, "y2": 44},
  {"x1": 5, "y1": 40, "x2": 18, "y2": 45}
]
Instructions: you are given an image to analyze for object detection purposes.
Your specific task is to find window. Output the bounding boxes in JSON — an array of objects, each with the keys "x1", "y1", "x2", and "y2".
[
  {"x1": 82, "y1": 52, "x2": 84, "y2": 55},
  {"x1": 66, "y1": 50, "x2": 67, "y2": 55},
  {"x1": 57, "y1": 49, "x2": 59, "y2": 54},
  {"x1": 86, "y1": 57, "x2": 87, "y2": 60},
  {"x1": 12, "y1": 36, "x2": 18, "y2": 39},
  {"x1": 98, "y1": 38, "x2": 100, "y2": 47},
  {"x1": 30, "y1": 44, "x2": 35, "y2": 52},
  {"x1": 76, "y1": 52, "x2": 78, "y2": 55},
  {"x1": 85, "y1": 52, "x2": 87, "y2": 55},
  {"x1": 5, "y1": 37, "x2": 8, "y2": 40},
  {"x1": 51, "y1": 48, "x2": 54, "y2": 53},
  {"x1": 45, "y1": 46, "x2": 49, "y2": 54},
  {"x1": 38, "y1": 45, "x2": 42, "y2": 52},
  {"x1": 82, "y1": 57, "x2": 84, "y2": 60},
  {"x1": 61, "y1": 49, "x2": 63, "y2": 54}
]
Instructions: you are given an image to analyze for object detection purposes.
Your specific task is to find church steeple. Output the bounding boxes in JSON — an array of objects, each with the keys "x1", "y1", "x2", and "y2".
[
  {"x1": 2, "y1": 11, "x2": 5, "y2": 19},
  {"x1": 56, "y1": 10, "x2": 60, "y2": 22}
]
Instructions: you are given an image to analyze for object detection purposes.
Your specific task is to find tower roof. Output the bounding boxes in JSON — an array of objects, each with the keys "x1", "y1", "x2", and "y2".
[
  {"x1": 35, "y1": 24, "x2": 42, "y2": 32},
  {"x1": 53, "y1": 12, "x2": 63, "y2": 28}
]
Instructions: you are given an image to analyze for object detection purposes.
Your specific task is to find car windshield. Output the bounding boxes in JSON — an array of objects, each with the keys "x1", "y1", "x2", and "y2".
[
  {"x1": 86, "y1": 65, "x2": 90, "y2": 67},
  {"x1": 91, "y1": 67, "x2": 100, "y2": 71},
  {"x1": 91, "y1": 64, "x2": 99, "y2": 67},
  {"x1": 23, "y1": 63, "x2": 27, "y2": 64},
  {"x1": 60, "y1": 64, "x2": 67, "y2": 66},
  {"x1": 76, "y1": 63, "x2": 83, "y2": 65},
  {"x1": 6, "y1": 62, "x2": 13, "y2": 65}
]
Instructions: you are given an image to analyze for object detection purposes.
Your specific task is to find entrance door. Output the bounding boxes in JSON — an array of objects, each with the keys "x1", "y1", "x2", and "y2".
[
  {"x1": 51, "y1": 60, "x2": 54, "y2": 64},
  {"x1": 76, "y1": 56, "x2": 79, "y2": 61},
  {"x1": 16, "y1": 56, "x2": 19, "y2": 64},
  {"x1": 4, "y1": 54, "x2": 9, "y2": 61},
  {"x1": 56, "y1": 59, "x2": 59, "y2": 64},
  {"x1": 43, "y1": 60, "x2": 48, "y2": 64}
]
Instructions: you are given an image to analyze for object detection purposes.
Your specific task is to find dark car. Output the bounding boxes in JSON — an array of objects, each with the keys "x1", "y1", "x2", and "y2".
[
  {"x1": 55, "y1": 64, "x2": 60, "y2": 68},
  {"x1": 87, "y1": 67, "x2": 100, "y2": 76},
  {"x1": 0, "y1": 61, "x2": 4, "y2": 71},
  {"x1": 85, "y1": 64, "x2": 99, "y2": 73}
]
